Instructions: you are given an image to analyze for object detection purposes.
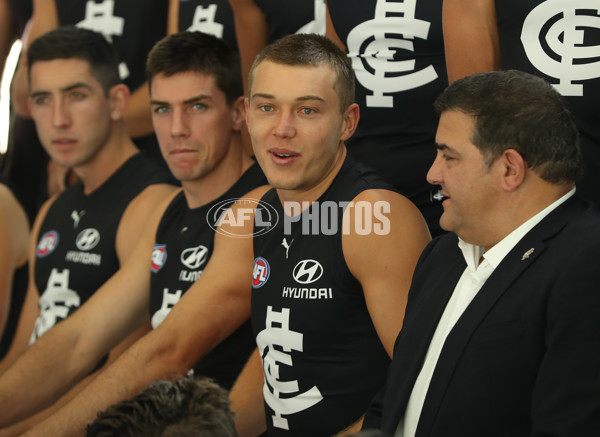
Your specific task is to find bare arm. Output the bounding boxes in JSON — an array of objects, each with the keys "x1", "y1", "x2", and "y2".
[
  {"x1": 0, "y1": 0, "x2": 17, "y2": 83},
  {"x1": 0, "y1": 195, "x2": 53, "y2": 376},
  {"x1": 0, "y1": 322, "x2": 150, "y2": 436},
  {"x1": 230, "y1": 349, "x2": 266, "y2": 437},
  {"x1": 343, "y1": 190, "x2": 430, "y2": 357},
  {"x1": 0, "y1": 185, "x2": 29, "y2": 345},
  {"x1": 10, "y1": 0, "x2": 58, "y2": 116},
  {"x1": 25, "y1": 186, "x2": 271, "y2": 437},
  {"x1": 325, "y1": 1, "x2": 346, "y2": 51},
  {"x1": 443, "y1": 0, "x2": 500, "y2": 83},
  {"x1": 228, "y1": 0, "x2": 268, "y2": 95},
  {"x1": 167, "y1": 0, "x2": 179, "y2": 34}
]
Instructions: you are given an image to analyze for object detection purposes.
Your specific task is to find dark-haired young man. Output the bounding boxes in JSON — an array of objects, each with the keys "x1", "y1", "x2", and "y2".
[
  {"x1": 365, "y1": 70, "x2": 600, "y2": 437},
  {"x1": 0, "y1": 30, "x2": 265, "y2": 434},
  {"x1": 228, "y1": 33, "x2": 430, "y2": 436},
  {"x1": 0, "y1": 25, "x2": 177, "y2": 431}
]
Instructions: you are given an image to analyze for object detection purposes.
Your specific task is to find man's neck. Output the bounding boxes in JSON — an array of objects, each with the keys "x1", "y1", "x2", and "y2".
[{"x1": 76, "y1": 124, "x2": 139, "y2": 195}]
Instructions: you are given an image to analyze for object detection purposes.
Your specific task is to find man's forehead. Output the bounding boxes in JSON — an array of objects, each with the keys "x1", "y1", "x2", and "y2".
[
  {"x1": 150, "y1": 71, "x2": 220, "y2": 98},
  {"x1": 30, "y1": 60, "x2": 99, "y2": 93},
  {"x1": 250, "y1": 61, "x2": 337, "y2": 98}
]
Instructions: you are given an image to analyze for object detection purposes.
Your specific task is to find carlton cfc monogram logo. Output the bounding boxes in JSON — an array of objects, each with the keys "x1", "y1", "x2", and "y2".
[
  {"x1": 252, "y1": 257, "x2": 270, "y2": 289},
  {"x1": 521, "y1": 0, "x2": 600, "y2": 96}
]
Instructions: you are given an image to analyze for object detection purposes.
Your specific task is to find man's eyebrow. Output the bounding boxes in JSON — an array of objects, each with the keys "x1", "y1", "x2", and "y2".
[
  {"x1": 30, "y1": 82, "x2": 92, "y2": 98},
  {"x1": 436, "y1": 144, "x2": 456, "y2": 153},
  {"x1": 183, "y1": 94, "x2": 212, "y2": 105},
  {"x1": 250, "y1": 92, "x2": 274, "y2": 100},
  {"x1": 250, "y1": 93, "x2": 326, "y2": 104},
  {"x1": 63, "y1": 82, "x2": 92, "y2": 91},
  {"x1": 150, "y1": 94, "x2": 212, "y2": 106},
  {"x1": 296, "y1": 95, "x2": 326, "y2": 104}
]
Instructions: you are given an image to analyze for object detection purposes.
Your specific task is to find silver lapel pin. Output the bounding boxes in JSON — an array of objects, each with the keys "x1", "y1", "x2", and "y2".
[{"x1": 521, "y1": 248, "x2": 535, "y2": 260}]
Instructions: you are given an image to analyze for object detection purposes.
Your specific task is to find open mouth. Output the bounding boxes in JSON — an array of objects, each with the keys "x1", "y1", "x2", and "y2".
[{"x1": 273, "y1": 152, "x2": 294, "y2": 158}]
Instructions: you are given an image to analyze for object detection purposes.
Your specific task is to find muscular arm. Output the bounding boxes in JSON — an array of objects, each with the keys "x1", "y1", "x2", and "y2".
[
  {"x1": 343, "y1": 190, "x2": 430, "y2": 357},
  {"x1": 230, "y1": 349, "x2": 267, "y2": 437},
  {"x1": 0, "y1": 195, "x2": 53, "y2": 376},
  {"x1": 0, "y1": 322, "x2": 150, "y2": 436},
  {"x1": 0, "y1": 0, "x2": 17, "y2": 82},
  {"x1": 325, "y1": 1, "x2": 346, "y2": 51},
  {"x1": 167, "y1": 0, "x2": 179, "y2": 34},
  {"x1": 24, "y1": 186, "x2": 270, "y2": 437},
  {"x1": 443, "y1": 0, "x2": 500, "y2": 83},
  {"x1": 10, "y1": 0, "x2": 58, "y2": 116},
  {"x1": 228, "y1": 0, "x2": 268, "y2": 94},
  {"x1": 0, "y1": 185, "x2": 29, "y2": 346}
]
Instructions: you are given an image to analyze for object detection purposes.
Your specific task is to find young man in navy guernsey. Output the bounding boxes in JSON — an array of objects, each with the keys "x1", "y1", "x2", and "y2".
[
  {"x1": 364, "y1": 70, "x2": 600, "y2": 437},
  {"x1": 229, "y1": 34, "x2": 430, "y2": 436},
  {"x1": 0, "y1": 25, "x2": 176, "y2": 420},
  {"x1": 0, "y1": 31, "x2": 265, "y2": 434}
]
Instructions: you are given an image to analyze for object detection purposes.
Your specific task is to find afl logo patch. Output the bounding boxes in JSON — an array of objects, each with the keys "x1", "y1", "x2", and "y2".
[
  {"x1": 252, "y1": 257, "x2": 270, "y2": 289},
  {"x1": 37, "y1": 231, "x2": 59, "y2": 258},
  {"x1": 151, "y1": 244, "x2": 167, "y2": 273}
]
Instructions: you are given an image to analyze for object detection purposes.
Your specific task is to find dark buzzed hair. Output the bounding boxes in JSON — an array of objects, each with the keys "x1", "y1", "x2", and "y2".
[
  {"x1": 434, "y1": 70, "x2": 583, "y2": 185},
  {"x1": 146, "y1": 31, "x2": 243, "y2": 106},
  {"x1": 27, "y1": 26, "x2": 121, "y2": 95},
  {"x1": 248, "y1": 33, "x2": 355, "y2": 112},
  {"x1": 85, "y1": 376, "x2": 237, "y2": 437}
]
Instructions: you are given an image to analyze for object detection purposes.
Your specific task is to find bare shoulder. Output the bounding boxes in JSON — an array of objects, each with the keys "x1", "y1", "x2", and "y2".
[
  {"x1": 121, "y1": 183, "x2": 181, "y2": 227},
  {"x1": 0, "y1": 185, "x2": 29, "y2": 265},
  {"x1": 116, "y1": 185, "x2": 181, "y2": 263},
  {"x1": 341, "y1": 188, "x2": 431, "y2": 279},
  {"x1": 214, "y1": 185, "x2": 272, "y2": 239},
  {"x1": 228, "y1": 0, "x2": 259, "y2": 10},
  {"x1": 345, "y1": 188, "x2": 430, "y2": 238}
]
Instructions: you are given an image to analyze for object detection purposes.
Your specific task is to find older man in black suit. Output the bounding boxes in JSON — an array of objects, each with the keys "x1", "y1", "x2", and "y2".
[{"x1": 365, "y1": 70, "x2": 600, "y2": 437}]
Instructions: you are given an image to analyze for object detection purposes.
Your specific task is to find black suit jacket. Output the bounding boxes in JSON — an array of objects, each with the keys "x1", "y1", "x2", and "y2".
[{"x1": 367, "y1": 195, "x2": 600, "y2": 436}]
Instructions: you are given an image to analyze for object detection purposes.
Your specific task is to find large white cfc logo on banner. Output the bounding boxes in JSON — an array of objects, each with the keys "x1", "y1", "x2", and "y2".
[{"x1": 521, "y1": 0, "x2": 600, "y2": 96}]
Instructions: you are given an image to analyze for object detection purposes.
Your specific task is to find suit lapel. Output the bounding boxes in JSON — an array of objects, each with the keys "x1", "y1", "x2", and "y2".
[
  {"x1": 415, "y1": 196, "x2": 585, "y2": 436},
  {"x1": 382, "y1": 236, "x2": 466, "y2": 431}
]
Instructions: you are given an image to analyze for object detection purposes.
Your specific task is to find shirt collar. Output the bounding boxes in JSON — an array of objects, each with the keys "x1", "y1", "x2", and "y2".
[{"x1": 458, "y1": 188, "x2": 575, "y2": 271}]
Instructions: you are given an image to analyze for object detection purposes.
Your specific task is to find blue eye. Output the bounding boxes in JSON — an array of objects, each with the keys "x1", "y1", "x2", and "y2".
[
  {"x1": 32, "y1": 95, "x2": 49, "y2": 106},
  {"x1": 192, "y1": 103, "x2": 206, "y2": 111},
  {"x1": 260, "y1": 105, "x2": 273, "y2": 112},
  {"x1": 301, "y1": 108, "x2": 314, "y2": 115}
]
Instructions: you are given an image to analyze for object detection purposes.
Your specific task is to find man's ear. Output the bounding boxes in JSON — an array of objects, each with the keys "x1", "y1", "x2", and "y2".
[
  {"x1": 231, "y1": 96, "x2": 245, "y2": 131},
  {"x1": 108, "y1": 83, "x2": 130, "y2": 120},
  {"x1": 500, "y1": 148, "x2": 526, "y2": 191},
  {"x1": 244, "y1": 97, "x2": 250, "y2": 126},
  {"x1": 340, "y1": 102, "x2": 360, "y2": 142}
]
